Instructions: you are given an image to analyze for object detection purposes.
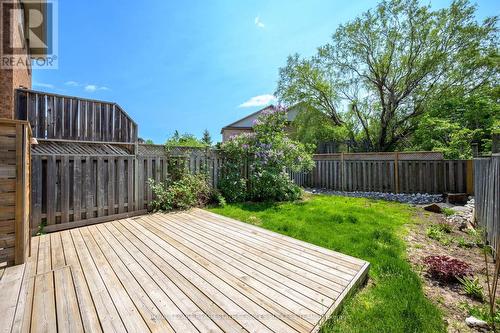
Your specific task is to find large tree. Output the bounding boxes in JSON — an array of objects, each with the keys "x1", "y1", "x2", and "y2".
[{"x1": 276, "y1": 0, "x2": 498, "y2": 151}]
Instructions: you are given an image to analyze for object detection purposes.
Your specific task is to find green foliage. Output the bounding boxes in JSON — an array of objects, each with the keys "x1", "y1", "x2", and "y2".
[
  {"x1": 468, "y1": 228, "x2": 486, "y2": 247},
  {"x1": 426, "y1": 225, "x2": 453, "y2": 245},
  {"x1": 209, "y1": 195, "x2": 444, "y2": 332},
  {"x1": 276, "y1": 0, "x2": 499, "y2": 152},
  {"x1": 290, "y1": 103, "x2": 349, "y2": 148},
  {"x1": 457, "y1": 237, "x2": 474, "y2": 248},
  {"x1": 165, "y1": 130, "x2": 207, "y2": 148},
  {"x1": 457, "y1": 276, "x2": 485, "y2": 301},
  {"x1": 148, "y1": 174, "x2": 212, "y2": 212},
  {"x1": 219, "y1": 106, "x2": 314, "y2": 203},
  {"x1": 442, "y1": 208, "x2": 455, "y2": 217},
  {"x1": 144, "y1": 139, "x2": 154, "y2": 145},
  {"x1": 410, "y1": 86, "x2": 500, "y2": 157},
  {"x1": 460, "y1": 302, "x2": 500, "y2": 327},
  {"x1": 436, "y1": 220, "x2": 454, "y2": 233},
  {"x1": 426, "y1": 225, "x2": 443, "y2": 240},
  {"x1": 201, "y1": 129, "x2": 212, "y2": 146}
]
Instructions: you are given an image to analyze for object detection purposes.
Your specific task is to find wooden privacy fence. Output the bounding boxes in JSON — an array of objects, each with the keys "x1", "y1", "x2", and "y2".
[
  {"x1": 474, "y1": 154, "x2": 500, "y2": 255},
  {"x1": 16, "y1": 89, "x2": 138, "y2": 143},
  {"x1": 291, "y1": 152, "x2": 473, "y2": 194},
  {"x1": 31, "y1": 153, "x2": 146, "y2": 234},
  {"x1": 0, "y1": 120, "x2": 31, "y2": 267},
  {"x1": 30, "y1": 144, "x2": 224, "y2": 233}
]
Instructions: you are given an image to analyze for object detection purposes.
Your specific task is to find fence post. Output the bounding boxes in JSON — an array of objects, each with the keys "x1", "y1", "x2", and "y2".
[
  {"x1": 394, "y1": 152, "x2": 399, "y2": 193},
  {"x1": 493, "y1": 134, "x2": 500, "y2": 154},
  {"x1": 471, "y1": 143, "x2": 479, "y2": 158},
  {"x1": 134, "y1": 142, "x2": 139, "y2": 211},
  {"x1": 466, "y1": 159, "x2": 474, "y2": 195},
  {"x1": 340, "y1": 152, "x2": 345, "y2": 191}
]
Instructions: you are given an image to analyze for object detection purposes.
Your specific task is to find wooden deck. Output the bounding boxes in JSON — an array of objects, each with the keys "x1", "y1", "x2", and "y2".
[{"x1": 0, "y1": 209, "x2": 369, "y2": 333}]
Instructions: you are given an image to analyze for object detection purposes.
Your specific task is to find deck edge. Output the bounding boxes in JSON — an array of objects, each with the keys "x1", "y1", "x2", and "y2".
[{"x1": 310, "y1": 261, "x2": 370, "y2": 333}]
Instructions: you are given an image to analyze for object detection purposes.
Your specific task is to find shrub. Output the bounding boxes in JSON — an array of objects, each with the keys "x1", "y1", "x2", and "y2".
[
  {"x1": 148, "y1": 174, "x2": 213, "y2": 212},
  {"x1": 436, "y1": 220, "x2": 454, "y2": 233},
  {"x1": 467, "y1": 227, "x2": 486, "y2": 247},
  {"x1": 427, "y1": 225, "x2": 445, "y2": 240},
  {"x1": 442, "y1": 207, "x2": 456, "y2": 217},
  {"x1": 457, "y1": 237, "x2": 474, "y2": 248},
  {"x1": 423, "y1": 255, "x2": 471, "y2": 282},
  {"x1": 219, "y1": 106, "x2": 314, "y2": 202},
  {"x1": 427, "y1": 224, "x2": 453, "y2": 245},
  {"x1": 457, "y1": 276, "x2": 485, "y2": 301}
]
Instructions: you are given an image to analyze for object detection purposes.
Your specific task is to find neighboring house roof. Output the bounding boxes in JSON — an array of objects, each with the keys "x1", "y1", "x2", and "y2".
[{"x1": 221, "y1": 104, "x2": 301, "y2": 133}]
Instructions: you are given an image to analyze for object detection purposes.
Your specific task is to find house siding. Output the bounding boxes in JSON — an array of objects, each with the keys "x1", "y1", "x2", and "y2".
[{"x1": 222, "y1": 128, "x2": 253, "y2": 141}]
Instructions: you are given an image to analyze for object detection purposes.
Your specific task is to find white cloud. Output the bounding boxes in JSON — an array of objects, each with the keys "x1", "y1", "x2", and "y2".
[
  {"x1": 84, "y1": 85, "x2": 97, "y2": 92},
  {"x1": 33, "y1": 81, "x2": 54, "y2": 89},
  {"x1": 65, "y1": 81, "x2": 109, "y2": 92},
  {"x1": 254, "y1": 16, "x2": 265, "y2": 28},
  {"x1": 65, "y1": 81, "x2": 80, "y2": 87},
  {"x1": 84, "y1": 84, "x2": 109, "y2": 92},
  {"x1": 239, "y1": 94, "x2": 276, "y2": 108}
]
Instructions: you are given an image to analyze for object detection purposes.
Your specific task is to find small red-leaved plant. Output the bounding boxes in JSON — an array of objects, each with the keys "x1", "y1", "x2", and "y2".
[{"x1": 423, "y1": 255, "x2": 471, "y2": 282}]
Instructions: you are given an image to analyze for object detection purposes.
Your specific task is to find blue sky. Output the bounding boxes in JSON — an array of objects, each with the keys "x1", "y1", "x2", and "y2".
[{"x1": 33, "y1": 0, "x2": 499, "y2": 143}]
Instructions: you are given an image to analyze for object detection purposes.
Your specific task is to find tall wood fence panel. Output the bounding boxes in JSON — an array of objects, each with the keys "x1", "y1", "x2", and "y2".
[
  {"x1": 291, "y1": 153, "x2": 472, "y2": 194},
  {"x1": 31, "y1": 154, "x2": 146, "y2": 233},
  {"x1": 137, "y1": 146, "x2": 224, "y2": 211},
  {"x1": 16, "y1": 89, "x2": 138, "y2": 143},
  {"x1": 474, "y1": 154, "x2": 500, "y2": 254},
  {"x1": 137, "y1": 155, "x2": 169, "y2": 210},
  {"x1": 0, "y1": 120, "x2": 31, "y2": 267}
]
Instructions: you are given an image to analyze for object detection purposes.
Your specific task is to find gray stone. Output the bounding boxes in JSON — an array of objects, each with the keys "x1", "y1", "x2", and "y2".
[
  {"x1": 465, "y1": 316, "x2": 489, "y2": 330},
  {"x1": 423, "y1": 204, "x2": 442, "y2": 213},
  {"x1": 304, "y1": 188, "x2": 443, "y2": 204}
]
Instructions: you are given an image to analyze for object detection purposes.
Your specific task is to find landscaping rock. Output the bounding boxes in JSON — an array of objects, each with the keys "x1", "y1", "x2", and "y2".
[
  {"x1": 465, "y1": 316, "x2": 489, "y2": 330},
  {"x1": 423, "y1": 204, "x2": 442, "y2": 213},
  {"x1": 445, "y1": 198, "x2": 475, "y2": 230},
  {"x1": 305, "y1": 188, "x2": 444, "y2": 204}
]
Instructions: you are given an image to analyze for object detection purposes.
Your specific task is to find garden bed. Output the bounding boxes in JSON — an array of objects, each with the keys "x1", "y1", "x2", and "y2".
[{"x1": 407, "y1": 209, "x2": 499, "y2": 332}]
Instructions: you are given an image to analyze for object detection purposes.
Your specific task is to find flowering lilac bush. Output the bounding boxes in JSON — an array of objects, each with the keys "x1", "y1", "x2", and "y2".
[{"x1": 219, "y1": 106, "x2": 314, "y2": 202}]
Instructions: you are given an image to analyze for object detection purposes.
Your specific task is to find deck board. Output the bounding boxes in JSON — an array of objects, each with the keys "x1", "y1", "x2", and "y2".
[{"x1": 4, "y1": 209, "x2": 369, "y2": 333}]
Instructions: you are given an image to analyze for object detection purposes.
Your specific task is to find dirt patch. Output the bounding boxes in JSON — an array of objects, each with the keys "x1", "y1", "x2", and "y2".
[{"x1": 406, "y1": 209, "x2": 497, "y2": 332}]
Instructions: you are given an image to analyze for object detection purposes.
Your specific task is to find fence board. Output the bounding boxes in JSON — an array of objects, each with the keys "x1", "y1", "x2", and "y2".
[
  {"x1": 73, "y1": 158, "x2": 81, "y2": 221},
  {"x1": 60, "y1": 156, "x2": 70, "y2": 223},
  {"x1": 474, "y1": 155, "x2": 500, "y2": 256},
  {"x1": 107, "y1": 158, "x2": 115, "y2": 215}
]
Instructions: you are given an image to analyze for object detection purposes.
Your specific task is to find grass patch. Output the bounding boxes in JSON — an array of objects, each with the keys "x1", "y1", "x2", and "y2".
[{"x1": 209, "y1": 195, "x2": 444, "y2": 333}]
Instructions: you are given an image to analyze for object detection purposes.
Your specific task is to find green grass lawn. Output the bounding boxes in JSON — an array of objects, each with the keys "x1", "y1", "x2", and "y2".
[{"x1": 208, "y1": 194, "x2": 444, "y2": 333}]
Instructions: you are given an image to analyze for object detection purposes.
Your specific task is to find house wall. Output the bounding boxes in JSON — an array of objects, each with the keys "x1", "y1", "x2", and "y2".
[
  {"x1": 221, "y1": 128, "x2": 253, "y2": 141},
  {"x1": 221, "y1": 126, "x2": 295, "y2": 142},
  {"x1": 0, "y1": 0, "x2": 32, "y2": 119}
]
